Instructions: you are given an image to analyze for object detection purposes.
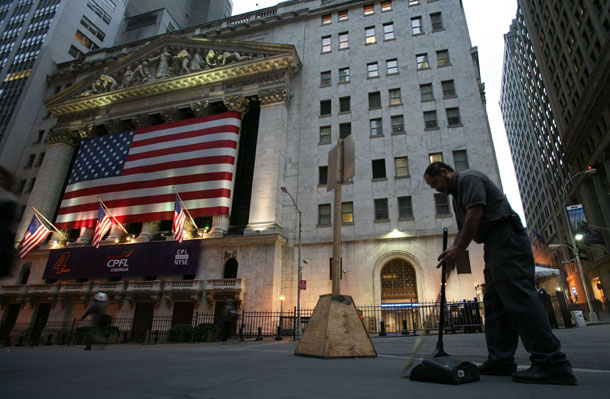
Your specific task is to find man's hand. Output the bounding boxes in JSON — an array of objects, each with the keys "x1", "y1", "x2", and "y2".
[{"x1": 436, "y1": 244, "x2": 465, "y2": 270}]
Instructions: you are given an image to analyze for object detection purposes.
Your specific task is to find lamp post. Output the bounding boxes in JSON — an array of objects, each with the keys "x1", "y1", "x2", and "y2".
[
  {"x1": 280, "y1": 186, "x2": 303, "y2": 339},
  {"x1": 560, "y1": 168, "x2": 598, "y2": 321}
]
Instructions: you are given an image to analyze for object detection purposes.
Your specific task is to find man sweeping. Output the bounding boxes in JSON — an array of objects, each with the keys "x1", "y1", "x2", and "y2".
[{"x1": 423, "y1": 162, "x2": 576, "y2": 385}]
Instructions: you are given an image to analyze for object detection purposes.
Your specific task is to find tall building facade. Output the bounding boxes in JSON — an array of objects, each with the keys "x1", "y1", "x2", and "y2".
[
  {"x1": 0, "y1": 0, "x2": 502, "y2": 341},
  {"x1": 502, "y1": 0, "x2": 610, "y2": 309}
]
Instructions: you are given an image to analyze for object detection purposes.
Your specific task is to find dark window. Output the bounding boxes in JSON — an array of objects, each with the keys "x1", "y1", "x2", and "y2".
[
  {"x1": 224, "y1": 258, "x2": 238, "y2": 278},
  {"x1": 420, "y1": 83, "x2": 434, "y2": 101},
  {"x1": 430, "y1": 12, "x2": 443, "y2": 31},
  {"x1": 441, "y1": 80, "x2": 456, "y2": 97},
  {"x1": 319, "y1": 166, "x2": 328, "y2": 185},
  {"x1": 424, "y1": 110, "x2": 438, "y2": 128},
  {"x1": 391, "y1": 115, "x2": 405, "y2": 133},
  {"x1": 398, "y1": 196, "x2": 413, "y2": 219},
  {"x1": 372, "y1": 159, "x2": 386, "y2": 179},
  {"x1": 369, "y1": 91, "x2": 381, "y2": 108},
  {"x1": 339, "y1": 96, "x2": 350, "y2": 112},
  {"x1": 320, "y1": 100, "x2": 331, "y2": 116},
  {"x1": 434, "y1": 193, "x2": 451, "y2": 216},
  {"x1": 446, "y1": 107, "x2": 462, "y2": 126},
  {"x1": 339, "y1": 123, "x2": 351, "y2": 139},
  {"x1": 319, "y1": 204, "x2": 331, "y2": 225},
  {"x1": 374, "y1": 198, "x2": 389, "y2": 220}
]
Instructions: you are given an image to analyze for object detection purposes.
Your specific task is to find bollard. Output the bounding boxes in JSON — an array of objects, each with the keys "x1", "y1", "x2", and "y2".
[
  {"x1": 401, "y1": 320, "x2": 408, "y2": 335},
  {"x1": 256, "y1": 327, "x2": 263, "y2": 341},
  {"x1": 238, "y1": 327, "x2": 244, "y2": 342},
  {"x1": 153, "y1": 330, "x2": 159, "y2": 343},
  {"x1": 122, "y1": 331, "x2": 129, "y2": 344},
  {"x1": 275, "y1": 326, "x2": 282, "y2": 341},
  {"x1": 379, "y1": 321, "x2": 387, "y2": 336}
]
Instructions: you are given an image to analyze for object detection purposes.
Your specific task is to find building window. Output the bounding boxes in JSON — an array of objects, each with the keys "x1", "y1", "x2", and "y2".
[
  {"x1": 342, "y1": 202, "x2": 354, "y2": 223},
  {"x1": 322, "y1": 36, "x2": 331, "y2": 53},
  {"x1": 416, "y1": 53, "x2": 429, "y2": 69},
  {"x1": 391, "y1": 115, "x2": 405, "y2": 133},
  {"x1": 437, "y1": 49, "x2": 450, "y2": 66},
  {"x1": 320, "y1": 100, "x2": 331, "y2": 116},
  {"x1": 434, "y1": 193, "x2": 451, "y2": 216},
  {"x1": 25, "y1": 154, "x2": 35, "y2": 168},
  {"x1": 320, "y1": 71, "x2": 331, "y2": 86},
  {"x1": 34, "y1": 130, "x2": 45, "y2": 143},
  {"x1": 420, "y1": 83, "x2": 434, "y2": 101},
  {"x1": 69, "y1": 45, "x2": 83, "y2": 58},
  {"x1": 441, "y1": 80, "x2": 456, "y2": 97},
  {"x1": 25, "y1": 178, "x2": 36, "y2": 193},
  {"x1": 429, "y1": 152, "x2": 443, "y2": 163},
  {"x1": 395, "y1": 156, "x2": 409, "y2": 177},
  {"x1": 370, "y1": 118, "x2": 383, "y2": 136},
  {"x1": 339, "y1": 123, "x2": 351, "y2": 139},
  {"x1": 319, "y1": 166, "x2": 328, "y2": 185},
  {"x1": 320, "y1": 126, "x2": 331, "y2": 144},
  {"x1": 367, "y1": 62, "x2": 379, "y2": 78},
  {"x1": 389, "y1": 88, "x2": 402, "y2": 106},
  {"x1": 381, "y1": 259, "x2": 417, "y2": 299},
  {"x1": 74, "y1": 30, "x2": 99, "y2": 50},
  {"x1": 386, "y1": 59, "x2": 398, "y2": 74},
  {"x1": 368, "y1": 91, "x2": 381, "y2": 109},
  {"x1": 36, "y1": 152, "x2": 45, "y2": 167},
  {"x1": 80, "y1": 16, "x2": 106, "y2": 42},
  {"x1": 446, "y1": 107, "x2": 462, "y2": 126},
  {"x1": 411, "y1": 17, "x2": 423, "y2": 35},
  {"x1": 339, "y1": 96, "x2": 351, "y2": 113},
  {"x1": 398, "y1": 196, "x2": 413, "y2": 219},
  {"x1": 364, "y1": 4, "x2": 374, "y2": 16},
  {"x1": 338, "y1": 10, "x2": 348, "y2": 21},
  {"x1": 453, "y1": 150, "x2": 469, "y2": 171},
  {"x1": 339, "y1": 67, "x2": 350, "y2": 83},
  {"x1": 424, "y1": 110, "x2": 438, "y2": 129},
  {"x1": 365, "y1": 26, "x2": 376, "y2": 44},
  {"x1": 372, "y1": 159, "x2": 386, "y2": 179},
  {"x1": 409, "y1": 0, "x2": 420, "y2": 5},
  {"x1": 319, "y1": 204, "x2": 331, "y2": 225},
  {"x1": 322, "y1": 14, "x2": 331, "y2": 24},
  {"x1": 381, "y1": 1, "x2": 392, "y2": 12},
  {"x1": 383, "y1": 23, "x2": 395, "y2": 40},
  {"x1": 339, "y1": 32, "x2": 349, "y2": 49},
  {"x1": 18, "y1": 179, "x2": 26, "y2": 193},
  {"x1": 375, "y1": 198, "x2": 389, "y2": 220},
  {"x1": 430, "y1": 12, "x2": 443, "y2": 31}
]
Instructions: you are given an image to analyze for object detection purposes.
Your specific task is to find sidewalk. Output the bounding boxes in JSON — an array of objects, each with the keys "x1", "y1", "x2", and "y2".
[{"x1": 1, "y1": 325, "x2": 609, "y2": 398}]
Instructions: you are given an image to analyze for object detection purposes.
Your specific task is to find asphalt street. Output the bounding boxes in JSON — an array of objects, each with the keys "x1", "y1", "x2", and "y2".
[{"x1": 1, "y1": 324, "x2": 609, "y2": 398}]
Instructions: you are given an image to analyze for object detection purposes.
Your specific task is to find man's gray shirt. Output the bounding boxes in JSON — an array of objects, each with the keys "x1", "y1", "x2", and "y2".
[{"x1": 450, "y1": 170, "x2": 513, "y2": 243}]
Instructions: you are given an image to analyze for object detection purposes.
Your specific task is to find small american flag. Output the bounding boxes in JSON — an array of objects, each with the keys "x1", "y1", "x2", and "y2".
[
  {"x1": 172, "y1": 195, "x2": 186, "y2": 243},
  {"x1": 18, "y1": 215, "x2": 51, "y2": 258},
  {"x1": 92, "y1": 204, "x2": 113, "y2": 248},
  {"x1": 55, "y1": 112, "x2": 241, "y2": 229}
]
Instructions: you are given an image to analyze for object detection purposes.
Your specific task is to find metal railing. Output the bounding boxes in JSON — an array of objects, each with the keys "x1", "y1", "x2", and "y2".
[{"x1": 0, "y1": 301, "x2": 485, "y2": 346}]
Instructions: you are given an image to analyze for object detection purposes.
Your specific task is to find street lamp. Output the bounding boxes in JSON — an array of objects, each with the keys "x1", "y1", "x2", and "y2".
[
  {"x1": 559, "y1": 168, "x2": 598, "y2": 321},
  {"x1": 280, "y1": 186, "x2": 303, "y2": 339}
]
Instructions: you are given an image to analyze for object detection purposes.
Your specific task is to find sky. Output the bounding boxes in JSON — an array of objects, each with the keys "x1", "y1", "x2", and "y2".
[{"x1": 231, "y1": 0, "x2": 524, "y2": 221}]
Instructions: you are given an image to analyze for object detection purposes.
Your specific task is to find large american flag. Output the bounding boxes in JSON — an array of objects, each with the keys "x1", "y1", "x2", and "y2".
[
  {"x1": 18, "y1": 215, "x2": 51, "y2": 258},
  {"x1": 55, "y1": 112, "x2": 241, "y2": 229}
]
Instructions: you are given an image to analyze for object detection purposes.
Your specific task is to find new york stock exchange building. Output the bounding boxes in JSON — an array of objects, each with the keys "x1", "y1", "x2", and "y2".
[{"x1": 0, "y1": 0, "x2": 501, "y2": 343}]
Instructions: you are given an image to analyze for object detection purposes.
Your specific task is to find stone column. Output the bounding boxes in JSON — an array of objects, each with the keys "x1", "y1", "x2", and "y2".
[
  {"x1": 136, "y1": 221, "x2": 161, "y2": 242},
  {"x1": 105, "y1": 224, "x2": 125, "y2": 243},
  {"x1": 208, "y1": 215, "x2": 230, "y2": 238},
  {"x1": 245, "y1": 87, "x2": 289, "y2": 235},
  {"x1": 17, "y1": 129, "x2": 80, "y2": 240},
  {"x1": 75, "y1": 227, "x2": 94, "y2": 245}
]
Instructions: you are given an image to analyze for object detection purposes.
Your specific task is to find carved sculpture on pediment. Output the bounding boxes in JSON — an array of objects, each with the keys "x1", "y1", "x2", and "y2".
[
  {"x1": 149, "y1": 47, "x2": 172, "y2": 78},
  {"x1": 77, "y1": 124, "x2": 94, "y2": 139},
  {"x1": 219, "y1": 51, "x2": 248, "y2": 65},
  {"x1": 80, "y1": 74, "x2": 119, "y2": 97},
  {"x1": 205, "y1": 49, "x2": 218, "y2": 67},
  {"x1": 175, "y1": 49, "x2": 192, "y2": 75},
  {"x1": 190, "y1": 101, "x2": 209, "y2": 117},
  {"x1": 190, "y1": 49, "x2": 204, "y2": 72},
  {"x1": 131, "y1": 61, "x2": 151, "y2": 85},
  {"x1": 120, "y1": 66, "x2": 133, "y2": 88}
]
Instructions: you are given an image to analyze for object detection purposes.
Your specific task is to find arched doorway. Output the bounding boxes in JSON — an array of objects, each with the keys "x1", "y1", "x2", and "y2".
[{"x1": 379, "y1": 259, "x2": 418, "y2": 334}]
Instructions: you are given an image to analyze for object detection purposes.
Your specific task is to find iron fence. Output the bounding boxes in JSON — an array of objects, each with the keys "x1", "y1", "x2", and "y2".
[{"x1": 0, "y1": 300, "x2": 485, "y2": 346}]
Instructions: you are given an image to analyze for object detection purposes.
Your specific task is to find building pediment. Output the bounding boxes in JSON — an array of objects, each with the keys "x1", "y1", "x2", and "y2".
[{"x1": 44, "y1": 36, "x2": 301, "y2": 117}]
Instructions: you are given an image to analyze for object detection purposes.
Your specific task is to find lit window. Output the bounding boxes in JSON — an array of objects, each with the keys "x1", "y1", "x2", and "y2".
[
  {"x1": 411, "y1": 17, "x2": 423, "y2": 35},
  {"x1": 424, "y1": 111, "x2": 438, "y2": 129},
  {"x1": 321, "y1": 35, "x2": 331, "y2": 53},
  {"x1": 374, "y1": 198, "x2": 389, "y2": 220},
  {"x1": 319, "y1": 204, "x2": 331, "y2": 225},
  {"x1": 364, "y1": 4, "x2": 374, "y2": 16},
  {"x1": 429, "y1": 152, "x2": 443, "y2": 163},
  {"x1": 420, "y1": 83, "x2": 434, "y2": 101},
  {"x1": 389, "y1": 88, "x2": 402, "y2": 106},
  {"x1": 365, "y1": 26, "x2": 376, "y2": 44},
  {"x1": 391, "y1": 115, "x2": 404, "y2": 133},
  {"x1": 339, "y1": 32, "x2": 349, "y2": 49},
  {"x1": 341, "y1": 202, "x2": 354, "y2": 223},
  {"x1": 386, "y1": 59, "x2": 398, "y2": 74},
  {"x1": 322, "y1": 14, "x2": 331, "y2": 24},
  {"x1": 339, "y1": 67, "x2": 350, "y2": 83},
  {"x1": 446, "y1": 107, "x2": 462, "y2": 126},
  {"x1": 395, "y1": 157, "x2": 409, "y2": 177},
  {"x1": 320, "y1": 126, "x2": 331, "y2": 144},
  {"x1": 370, "y1": 118, "x2": 383, "y2": 136},
  {"x1": 416, "y1": 53, "x2": 429, "y2": 69},
  {"x1": 437, "y1": 50, "x2": 450, "y2": 66},
  {"x1": 383, "y1": 23, "x2": 395, "y2": 40},
  {"x1": 367, "y1": 62, "x2": 379, "y2": 78},
  {"x1": 409, "y1": 0, "x2": 420, "y2": 6},
  {"x1": 338, "y1": 10, "x2": 348, "y2": 21},
  {"x1": 381, "y1": 1, "x2": 392, "y2": 12}
]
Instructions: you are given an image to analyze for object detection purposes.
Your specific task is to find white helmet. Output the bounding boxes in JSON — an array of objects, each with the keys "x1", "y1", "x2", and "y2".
[{"x1": 94, "y1": 292, "x2": 108, "y2": 302}]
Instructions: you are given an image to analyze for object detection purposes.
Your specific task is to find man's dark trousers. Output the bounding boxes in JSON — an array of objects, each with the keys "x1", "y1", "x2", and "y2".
[{"x1": 483, "y1": 222, "x2": 567, "y2": 366}]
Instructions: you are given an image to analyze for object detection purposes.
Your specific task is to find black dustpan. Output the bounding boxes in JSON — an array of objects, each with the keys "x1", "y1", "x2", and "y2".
[{"x1": 410, "y1": 228, "x2": 480, "y2": 385}]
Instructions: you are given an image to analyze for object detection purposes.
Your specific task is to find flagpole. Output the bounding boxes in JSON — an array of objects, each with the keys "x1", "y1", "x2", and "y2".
[
  {"x1": 98, "y1": 199, "x2": 129, "y2": 235},
  {"x1": 31, "y1": 207, "x2": 67, "y2": 240},
  {"x1": 172, "y1": 188, "x2": 199, "y2": 229}
]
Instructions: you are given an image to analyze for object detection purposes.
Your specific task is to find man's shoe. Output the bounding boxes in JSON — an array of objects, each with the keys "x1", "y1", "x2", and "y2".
[
  {"x1": 478, "y1": 361, "x2": 517, "y2": 376},
  {"x1": 512, "y1": 362, "x2": 577, "y2": 385}
]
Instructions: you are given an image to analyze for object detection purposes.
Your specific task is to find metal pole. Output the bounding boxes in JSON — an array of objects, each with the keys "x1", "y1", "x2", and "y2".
[
  {"x1": 332, "y1": 140, "x2": 343, "y2": 294},
  {"x1": 296, "y1": 207, "x2": 302, "y2": 339}
]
